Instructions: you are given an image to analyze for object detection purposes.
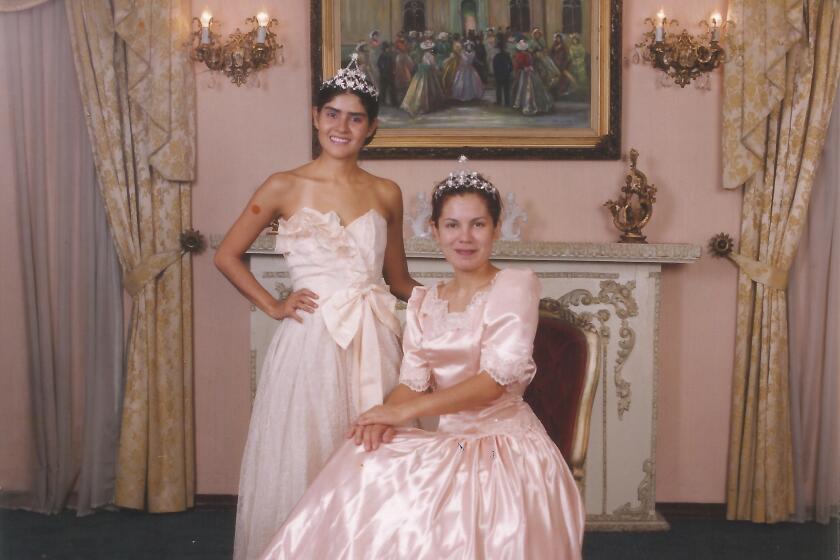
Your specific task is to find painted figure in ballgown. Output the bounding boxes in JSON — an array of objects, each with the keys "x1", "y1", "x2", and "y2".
[
  {"x1": 450, "y1": 41, "x2": 485, "y2": 102},
  {"x1": 214, "y1": 55, "x2": 417, "y2": 560},
  {"x1": 440, "y1": 40, "x2": 463, "y2": 95},
  {"x1": 393, "y1": 37, "x2": 415, "y2": 103},
  {"x1": 260, "y1": 164, "x2": 585, "y2": 560},
  {"x1": 568, "y1": 33, "x2": 590, "y2": 95},
  {"x1": 484, "y1": 27, "x2": 499, "y2": 78},
  {"x1": 529, "y1": 27, "x2": 562, "y2": 92},
  {"x1": 366, "y1": 30, "x2": 382, "y2": 89},
  {"x1": 512, "y1": 40, "x2": 554, "y2": 115},
  {"x1": 401, "y1": 40, "x2": 445, "y2": 117}
]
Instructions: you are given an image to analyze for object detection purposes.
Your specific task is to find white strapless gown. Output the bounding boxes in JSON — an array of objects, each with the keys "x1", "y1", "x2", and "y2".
[{"x1": 234, "y1": 207, "x2": 403, "y2": 560}]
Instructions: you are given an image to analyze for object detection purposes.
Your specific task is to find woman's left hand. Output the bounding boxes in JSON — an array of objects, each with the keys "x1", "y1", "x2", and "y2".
[{"x1": 356, "y1": 403, "x2": 413, "y2": 427}]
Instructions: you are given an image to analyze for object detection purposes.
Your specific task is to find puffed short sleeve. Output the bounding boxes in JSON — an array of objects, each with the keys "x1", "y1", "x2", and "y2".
[
  {"x1": 398, "y1": 286, "x2": 432, "y2": 392},
  {"x1": 479, "y1": 269, "x2": 540, "y2": 388}
]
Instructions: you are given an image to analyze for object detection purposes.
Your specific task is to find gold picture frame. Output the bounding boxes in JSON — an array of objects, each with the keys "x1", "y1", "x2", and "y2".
[{"x1": 311, "y1": 0, "x2": 621, "y2": 159}]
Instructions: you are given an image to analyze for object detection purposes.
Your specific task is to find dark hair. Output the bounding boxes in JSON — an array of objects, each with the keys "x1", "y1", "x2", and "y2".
[
  {"x1": 314, "y1": 85, "x2": 379, "y2": 145},
  {"x1": 431, "y1": 180, "x2": 503, "y2": 226}
]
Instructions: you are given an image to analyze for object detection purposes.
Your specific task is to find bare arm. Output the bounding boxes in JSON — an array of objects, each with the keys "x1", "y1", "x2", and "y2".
[
  {"x1": 213, "y1": 175, "x2": 318, "y2": 322},
  {"x1": 356, "y1": 372, "x2": 504, "y2": 427},
  {"x1": 380, "y1": 181, "x2": 420, "y2": 301}
]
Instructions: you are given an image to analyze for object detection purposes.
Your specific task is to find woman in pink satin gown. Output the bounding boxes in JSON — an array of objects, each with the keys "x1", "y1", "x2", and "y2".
[{"x1": 260, "y1": 162, "x2": 585, "y2": 559}]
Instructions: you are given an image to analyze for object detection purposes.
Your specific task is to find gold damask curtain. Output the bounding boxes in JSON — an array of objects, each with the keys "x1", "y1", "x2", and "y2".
[
  {"x1": 722, "y1": 0, "x2": 840, "y2": 522},
  {"x1": 66, "y1": 0, "x2": 196, "y2": 512}
]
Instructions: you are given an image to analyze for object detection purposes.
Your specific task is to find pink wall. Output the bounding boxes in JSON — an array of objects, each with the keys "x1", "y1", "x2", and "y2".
[{"x1": 192, "y1": 0, "x2": 738, "y2": 502}]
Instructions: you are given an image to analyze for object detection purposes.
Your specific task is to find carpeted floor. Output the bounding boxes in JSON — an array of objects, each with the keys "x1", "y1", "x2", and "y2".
[{"x1": 0, "y1": 508, "x2": 837, "y2": 559}]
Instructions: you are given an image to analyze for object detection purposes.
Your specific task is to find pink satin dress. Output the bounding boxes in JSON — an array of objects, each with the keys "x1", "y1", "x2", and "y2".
[{"x1": 260, "y1": 268, "x2": 585, "y2": 559}]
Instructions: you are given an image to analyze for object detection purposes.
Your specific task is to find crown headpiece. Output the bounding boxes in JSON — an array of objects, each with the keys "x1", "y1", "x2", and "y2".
[
  {"x1": 433, "y1": 155, "x2": 498, "y2": 200},
  {"x1": 320, "y1": 53, "x2": 379, "y2": 99}
]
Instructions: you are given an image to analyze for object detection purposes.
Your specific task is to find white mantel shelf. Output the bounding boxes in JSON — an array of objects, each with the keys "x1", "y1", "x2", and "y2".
[{"x1": 222, "y1": 234, "x2": 703, "y2": 264}]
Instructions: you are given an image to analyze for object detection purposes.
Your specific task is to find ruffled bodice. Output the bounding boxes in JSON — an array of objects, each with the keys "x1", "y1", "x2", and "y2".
[
  {"x1": 273, "y1": 206, "x2": 400, "y2": 410},
  {"x1": 274, "y1": 207, "x2": 387, "y2": 298}
]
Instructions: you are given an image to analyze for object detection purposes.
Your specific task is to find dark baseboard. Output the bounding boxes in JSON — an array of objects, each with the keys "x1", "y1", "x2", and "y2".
[
  {"x1": 194, "y1": 494, "x2": 238, "y2": 509},
  {"x1": 192, "y1": 496, "x2": 727, "y2": 520},
  {"x1": 656, "y1": 502, "x2": 727, "y2": 521}
]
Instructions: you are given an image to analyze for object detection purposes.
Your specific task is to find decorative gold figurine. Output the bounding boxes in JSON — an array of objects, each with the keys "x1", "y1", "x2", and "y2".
[{"x1": 604, "y1": 149, "x2": 657, "y2": 244}]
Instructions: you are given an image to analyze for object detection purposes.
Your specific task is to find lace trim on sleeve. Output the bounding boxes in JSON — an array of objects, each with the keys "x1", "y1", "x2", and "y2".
[
  {"x1": 480, "y1": 351, "x2": 535, "y2": 386},
  {"x1": 399, "y1": 377, "x2": 431, "y2": 393}
]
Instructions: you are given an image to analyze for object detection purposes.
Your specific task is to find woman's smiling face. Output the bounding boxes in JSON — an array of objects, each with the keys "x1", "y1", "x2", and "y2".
[
  {"x1": 312, "y1": 93, "x2": 377, "y2": 157},
  {"x1": 432, "y1": 193, "x2": 499, "y2": 273}
]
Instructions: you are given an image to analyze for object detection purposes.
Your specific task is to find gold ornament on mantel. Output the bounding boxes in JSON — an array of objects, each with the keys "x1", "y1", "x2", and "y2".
[{"x1": 604, "y1": 149, "x2": 657, "y2": 243}]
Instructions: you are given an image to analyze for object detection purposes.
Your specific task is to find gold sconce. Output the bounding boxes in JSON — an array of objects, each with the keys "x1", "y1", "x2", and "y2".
[
  {"x1": 634, "y1": 10, "x2": 729, "y2": 88},
  {"x1": 191, "y1": 10, "x2": 283, "y2": 87}
]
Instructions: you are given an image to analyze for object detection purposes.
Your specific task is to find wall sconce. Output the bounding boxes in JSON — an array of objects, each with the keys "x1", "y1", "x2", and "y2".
[
  {"x1": 191, "y1": 10, "x2": 284, "y2": 87},
  {"x1": 633, "y1": 10, "x2": 729, "y2": 88}
]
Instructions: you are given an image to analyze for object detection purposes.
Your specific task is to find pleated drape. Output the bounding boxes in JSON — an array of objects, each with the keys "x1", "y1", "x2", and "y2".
[
  {"x1": 722, "y1": 0, "x2": 840, "y2": 522},
  {"x1": 65, "y1": 0, "x2": 196, "y2": 512}
]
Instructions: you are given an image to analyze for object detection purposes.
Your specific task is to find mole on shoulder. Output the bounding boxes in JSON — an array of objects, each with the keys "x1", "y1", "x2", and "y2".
[{"x1": 250, "y1": 204, "x2": 262, "y2": 214}]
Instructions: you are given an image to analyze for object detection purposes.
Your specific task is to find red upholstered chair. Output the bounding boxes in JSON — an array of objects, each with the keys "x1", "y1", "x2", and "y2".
[{"x1": 525, "y1": 299, "x2": 601, "y2": 488}]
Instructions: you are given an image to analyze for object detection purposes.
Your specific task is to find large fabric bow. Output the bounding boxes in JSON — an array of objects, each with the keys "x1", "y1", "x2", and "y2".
[{"x1": 320, "y1": 283, "x2": 402, "y2": 412}]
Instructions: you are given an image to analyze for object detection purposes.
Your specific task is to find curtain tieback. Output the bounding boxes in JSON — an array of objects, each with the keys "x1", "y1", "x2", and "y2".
[
  {"x1": 726, "y1": 252, "x2": 789, "y2": 290},
  {"x1": 123, "y1": 250, "x2": 182, "y2": 297}
]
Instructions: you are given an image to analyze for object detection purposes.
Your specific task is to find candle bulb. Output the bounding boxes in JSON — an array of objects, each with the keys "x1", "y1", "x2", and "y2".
[
  {"x1": 256, "y1": 12, "x2": 269, "y2": 44},
  {"x1": 710, "y1": 12, "x2": 721, "y2": 42},
  {"x1": 200, "y1": 10, "x2": 212, "y2": 45},
  {"x1": 655, "y1": 10, "x2": 665, "y2": 42}
]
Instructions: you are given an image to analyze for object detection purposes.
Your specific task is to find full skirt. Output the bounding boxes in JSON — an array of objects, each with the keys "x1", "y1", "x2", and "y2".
[
  {"x1": 261, "y1": 401, "x2": 584, "y2": 559},
  {"x1": 234, "y1": 309, "x2": 401, "y2": 560}
]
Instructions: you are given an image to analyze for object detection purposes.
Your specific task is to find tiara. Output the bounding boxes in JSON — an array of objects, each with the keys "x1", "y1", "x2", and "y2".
[
  {"x1": 320, "y1": 53, "x2": 379, "y2": 99},
  {"x1": 433, "y1": 155, "x2": 498, "y2": 199}
]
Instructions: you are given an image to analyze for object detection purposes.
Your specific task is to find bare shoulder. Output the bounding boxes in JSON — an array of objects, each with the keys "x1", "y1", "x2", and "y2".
[
  {"x1": 255, "y1": 166, "x2": 310, "y2": 209},
  {"x1": 366, "y1": 173, "x2": 404, "y2": 218}
]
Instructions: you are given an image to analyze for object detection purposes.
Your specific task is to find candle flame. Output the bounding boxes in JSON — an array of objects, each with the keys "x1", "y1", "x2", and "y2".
[
  {"x1": 256, "y1": 12, "x2": 269, "y2": 27},
  {"x1": 656, "y1": 9, "x2": 666, "y2": 23},
  {"x1": 711, "y1": 12, "x2": 721, "y2": 26},
  {"x1": 200, "y1": 10, "x2": 212, "y2": 27}
]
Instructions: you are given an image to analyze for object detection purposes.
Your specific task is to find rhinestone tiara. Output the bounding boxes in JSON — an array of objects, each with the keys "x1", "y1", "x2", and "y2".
[
  {"x1": 320, "y1": 53, "x2": 379, "y2": 99},
  {"x1": 433, "y1": 155, "x2": 498, "y2": 199}
]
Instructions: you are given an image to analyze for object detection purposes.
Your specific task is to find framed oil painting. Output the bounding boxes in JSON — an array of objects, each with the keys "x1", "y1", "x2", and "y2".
[{"x1": 311, "y1": 0, "x2": 621, "y2": 159}]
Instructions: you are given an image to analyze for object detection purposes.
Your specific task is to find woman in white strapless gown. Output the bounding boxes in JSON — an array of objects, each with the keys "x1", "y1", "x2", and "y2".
[{"x1": 215, "y1": 56, "x2": 417, "y2": 560}]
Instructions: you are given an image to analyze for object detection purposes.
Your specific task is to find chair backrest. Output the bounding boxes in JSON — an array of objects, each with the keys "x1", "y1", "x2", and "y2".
[{"x1": 525, "y1": 302, "x2": 601, "y2": 483}]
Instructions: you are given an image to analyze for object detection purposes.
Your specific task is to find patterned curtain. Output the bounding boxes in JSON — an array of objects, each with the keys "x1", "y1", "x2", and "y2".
[
  {"x1": 65, "y1": 0, "x2": 196, "y2": 512},
  {"x1": 722, "y1": 0, "x2": 840, "y2": 522}
]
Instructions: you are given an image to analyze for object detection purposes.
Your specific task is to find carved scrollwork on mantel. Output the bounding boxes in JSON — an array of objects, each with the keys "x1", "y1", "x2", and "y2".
[
  {"x1": 613, "y1": 458, "x2": 657, "y2": 518},
  {"x1": 210, "y1": 234, "x2": 702, "y2": 264},
  {"x1": 544, "y1": 280, "x2": 639, "y2": 419}
]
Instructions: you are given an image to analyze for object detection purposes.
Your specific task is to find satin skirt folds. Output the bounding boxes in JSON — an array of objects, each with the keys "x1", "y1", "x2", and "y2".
[
  {"x1": 260, "y1": 398, "x2": 585, "y2": 559},
  {"x1": 235, "y1": 303, "x2": 401, "y2": 560}
]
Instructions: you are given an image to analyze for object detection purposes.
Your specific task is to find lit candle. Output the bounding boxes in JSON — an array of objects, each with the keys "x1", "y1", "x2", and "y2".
[
  {"x1": 710, "y1": 12, "x2": 722, "y2": 42},
  {"x1": 655, "y1": 9, "x2": 666, "y2": 42},
  {"x1": 256, "y1": 12, "x2": 269, "y2": 44},
  {"x1": 200, "y1": 10, "x2": 212, "y2": 45}
]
